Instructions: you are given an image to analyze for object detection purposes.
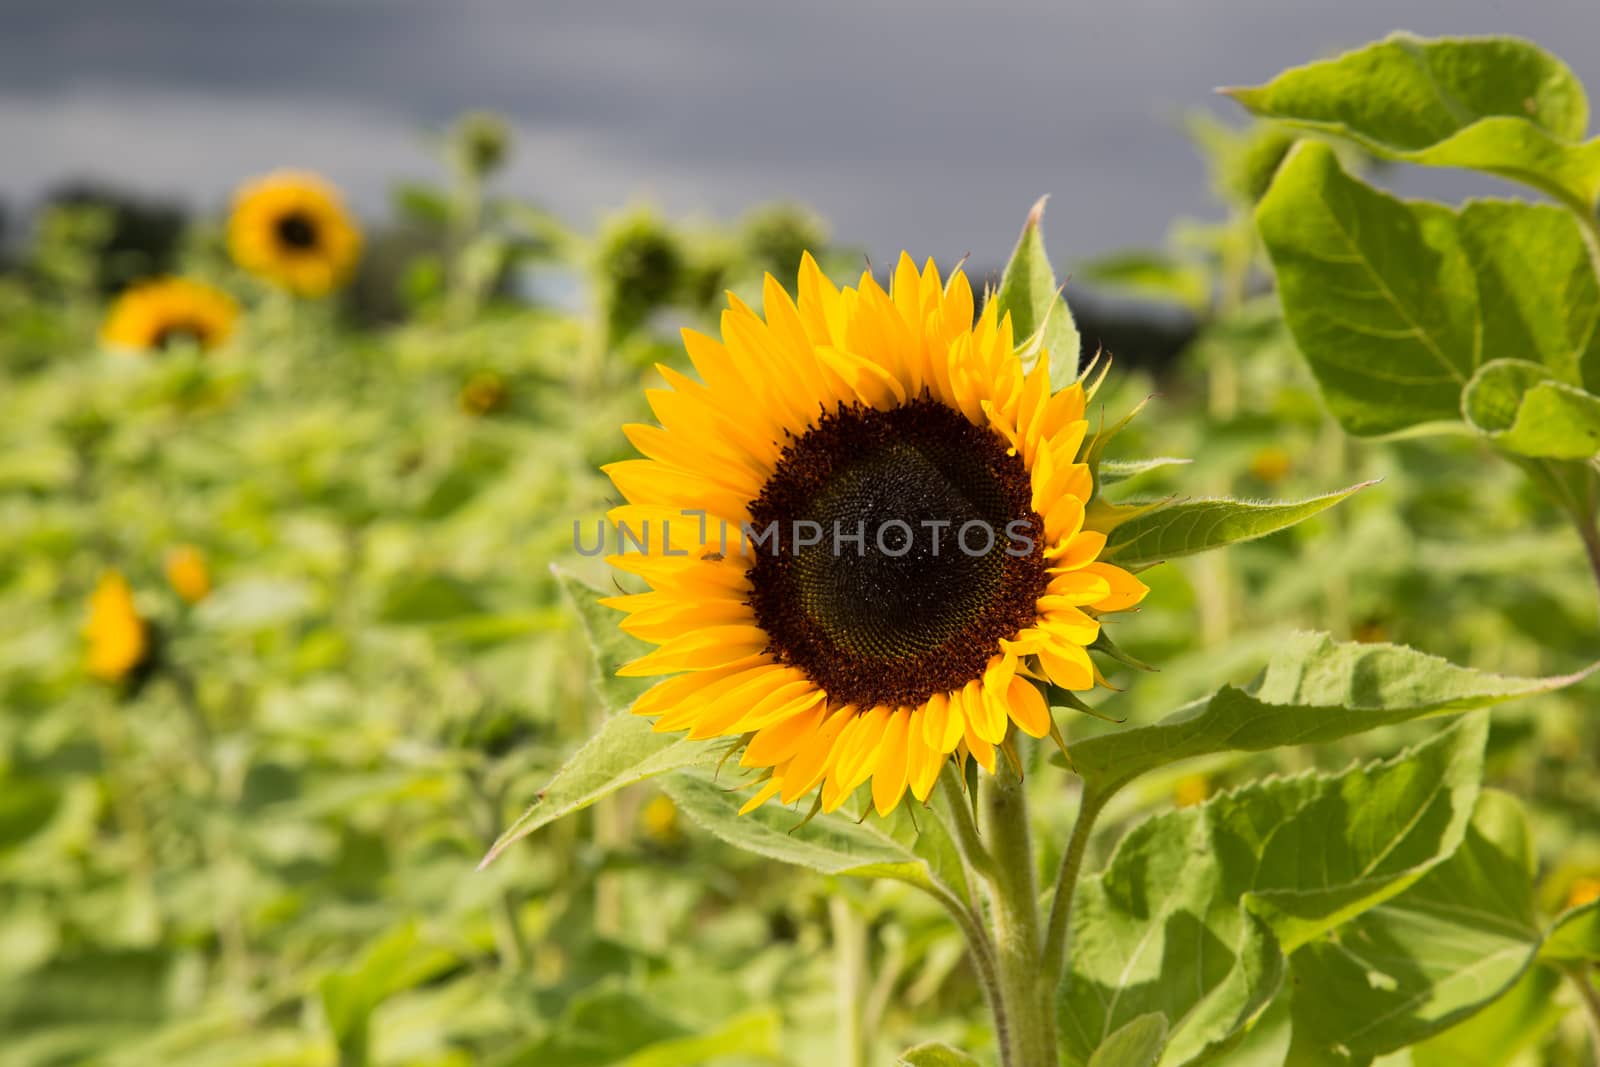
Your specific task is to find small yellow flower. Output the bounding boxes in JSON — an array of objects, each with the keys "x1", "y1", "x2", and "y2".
[
  {"x1": 228, "y1": 171, "x2": 361, "y2": 297},
  {"x1": 639, "y1": 794, "x2": 682, "y2": 843},
  {"x1": 1174, "y1": 774, "x2": 1210, "y2": 808},
  {"x1": 1248, "y1": 446, "x2": 1292, "y2": 484},
  {"x1": 1568, "y1": 876, "x2": 1600, "y2": 910},
  {"x1": 164, "y1": 545, "x2": 212, "y2": 604},
  {"x1": 459, "y1": 370, "x2": 509, "y2": 416},
  {"x1": 101, "y1": 278, "x2": 238, "y2": 355},
  {"x1": 84, "y1": 571, "x2": 149, "y2": 682}
]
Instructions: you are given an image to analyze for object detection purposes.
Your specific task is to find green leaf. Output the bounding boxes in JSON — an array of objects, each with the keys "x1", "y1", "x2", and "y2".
[
  {"x1": 1284, "y1": 790, "x2": 1547, "y2": 1061},
  {"x1": 1541, "y1": 900, "x2": 1600, "y2": 963},
  {"x1": 498, "y1": 986, "x2": 779, "y2": 1067},
  {"x1": 1462, "y1": 359, "x2": 1600, "y2": 460},
  {"x1": 481, "y1": 712, "x2": 709, "y2": 867},
  {"x1": 1256, "y1": 142, "x2": 1480, "y2": 436},
  {"x1": 1078, "y1": 251, "x2": 1211, "y2": 312},
  {"x1": 1097, "y1": 458, "x2": 1192, "y2": 486},
  {"x1": 320, "y1": 923, "x2": 457, "y2": 1066},
  {"x1": 1409, "y1": 965, "x2": 1566, "y2": 1067},
  {"x1": 376, "y1": 573, "x2": 485, "y2": 624},
  {"x1": 1455, "y1": 201, "x2": 1600, "y2": 393},
  {"x1": 1068, "y1": 632, "x2": 1583, "y2": 801},
  {"x1": 483, "y1": 571, "x2": 709, "y2": 866},
  {"x1": 663, "y1": 770, "x2": 938, "y2": 890},
  {"x1": 0, "y1": 777, "x2": 61, "y2": 852},
  {"x1": 995, "y1": 196, "x2": 1083, "y2": 388},
  {"x1": 555, "y1": 565, "x2": 654, "y2": 710},
  {"x1": 1086, "y1": 1013, "x2": 1168, "y2": 1067},
  {"x1": 1226, "y1": 33, "x2": 1600, "y2": 211},
  {"x1": 1099, "y1": 483, "x2": 1371, "y2": 567},
  {"x1": 899, "y1": 1041, "x2": 986, "y2": 1067},
  {"x1": 1059, "y1": 716, "x2": 1487, "y2": 1067}
]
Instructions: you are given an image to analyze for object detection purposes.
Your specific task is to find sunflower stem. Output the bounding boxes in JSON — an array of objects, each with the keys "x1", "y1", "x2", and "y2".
[
  {"x1": 1040, "y1": 785, "x2": 1107, "y2": 998},
  {"x1": 829, "y1": 897, "x2": 868, "y2": 1067},
  {"x1": 979, "y1": 759, "x2": 1057, "y2": 1067},
  {"x1": 938, "y1": 763, "x2": 998, "y2": 888}
]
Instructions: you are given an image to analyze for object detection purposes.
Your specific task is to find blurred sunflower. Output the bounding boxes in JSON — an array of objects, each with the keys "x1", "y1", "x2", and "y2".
[
  {"x1": 164, "y1": 545, "x2": 212, "y2": 604},
  {"x1": 100, "y1": 278, "x2": 238, "y2": 354},
  {"x1": 84, "y1": 571, "x2": 150, "y2": 683},
  {"x1": 228, "y1": 171, "x2": 361, "y2": 296},
  {"x1": 603, "y1": 254, "x2": 1147, "y2": 817}
]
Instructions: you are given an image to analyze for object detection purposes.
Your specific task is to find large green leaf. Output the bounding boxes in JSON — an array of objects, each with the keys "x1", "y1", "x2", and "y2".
[
  {"x1": 898, "y1": 1042, "x2": 986, "y2": 1067},
  {"x1": 1099, "y1": 484, "x2": 1369, "y2": 566},
  {"x1": 1456, "y1": 201, "x2": 1600, "y2": 394},
  {"x1": 482, "y1": 572, "x2": 696, "y2": 866},
  {"x1": 482, "y1": 713, "x2": 708, "y2": 867},
  {"x1": 664, "y1": 770, "x2": 949, "y2": 894},
  {"x1": 556, "y1": 565, "x2": 655, "y2": 710},
  {"x1": 1256, "y1": 142, "x2": 1480, "y2": 435},
  {"x1": 1227, "y1": 33, "x2": 1600, "y2": 211},
  {"x1": 995, "y1": 196, "x2": 1083, "y2": 388},
  {"x1": 1284, "y1": 790, "x2": 1547, "y2": 1063},
  {"x1": 1462, "y1": 360, "x2": 1600, "y2": 460},
  {"x1": 1409, "y1": 965, "x2": 1566, "y2": 1067},
  {"x1": 1067, "y1": 632, "x2": 1580, "y2": 801},
  {"x1": 1059, "y1": 716, "x2": 1487, "y2": 1067}
]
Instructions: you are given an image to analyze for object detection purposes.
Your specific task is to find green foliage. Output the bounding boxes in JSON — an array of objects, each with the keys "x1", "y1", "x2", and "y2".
[
  {"x1": 899, "y1": 1042, "x2": 987, "y2": 1067},
  {"x1": 1085, "y1": 1014, "x2": 1168, "y2": 1067},
  {"x1": 1228, "y1": 32, "x2": 1600, "y2": 211},
  {"x1": 1099, "y1": 483, "x2": 1371, "y2": 566},
  {"x1": 1066, "y1": 632, "x2": 1584, "y2": 800},
  {"x1": 995, "y1": 197, "x2": 1083, "y2": 388},
  {"x1": 1282, "y1": 790, "x2": 1566, "y2": 1063},
  {"x1": 1060, "y1": 715, "x2": 1487, "y2": 1066}
]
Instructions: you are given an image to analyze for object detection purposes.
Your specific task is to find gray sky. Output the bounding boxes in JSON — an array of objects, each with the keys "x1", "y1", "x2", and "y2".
[{"x1": 4, "y1": 1, "x2": 1599, "y2": 264}]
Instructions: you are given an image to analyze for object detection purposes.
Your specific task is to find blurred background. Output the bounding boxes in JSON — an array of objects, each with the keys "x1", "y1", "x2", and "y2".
[
  {"x1": 7, "y1": 0, "x2": 1600, "y2": 262},
  {"x1": 4, "y1": 5, "x2": 1600, "y2": 1067}
]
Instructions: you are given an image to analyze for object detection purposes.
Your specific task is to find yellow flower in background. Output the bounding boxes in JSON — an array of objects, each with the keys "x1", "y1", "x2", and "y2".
[
  {"x1": 1248, "y1": 446, "x2": 1292, "y2": 484},
  {"x1": 84, "y1": 571, "x2": 149, "y2": 682},
  {"x1": 1174, "y1": 774, "x2": 1210, "y2": 808},
  {"x1": 228, "y1": 171, "x2": 361, "y2": 297},
  {"x1": 1568, "y1": 875, "x2": 1600, "y2": 910},
  {"x1": 603, "y1": 254, "x2": 1148, "y2": 817},
  {"x1": 639, "y1": 793, "x2": 682, "y2": 844},
  {"x1": 164, "y1": 545, "x2": 212, "y2": 604},
  {"x1": 100, "y1": 277, "x2": 238, "y2": 355}
]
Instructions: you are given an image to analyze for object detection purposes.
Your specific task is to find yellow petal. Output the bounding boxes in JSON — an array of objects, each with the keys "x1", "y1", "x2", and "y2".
[
  {"x1": 1004, "y1": 675, "x2": 1052, "y2": 739},
  {"x1": 871, "y1": 711, "x2": 912, "y2": 816}
]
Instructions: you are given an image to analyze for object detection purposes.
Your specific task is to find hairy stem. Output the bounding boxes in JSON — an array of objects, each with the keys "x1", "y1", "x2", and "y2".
[
  {"x1": 939, "y1": 763, "x2": 998, "y2": 888},
  {"x1": 1041, "y1": 786, "x2": 1107, "y2": 993},
  {"x1": 829, "y1": 898, "x2": 867, "y2": 1067},
  {"x1": 980, "y1": 761, "x2": 1057, "y2": 1067}
]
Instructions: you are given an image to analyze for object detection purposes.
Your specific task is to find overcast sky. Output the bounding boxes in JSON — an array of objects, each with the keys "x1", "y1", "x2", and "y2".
[{"x1": 4, "y1": 1, "x2": 1599, "y2": 265}]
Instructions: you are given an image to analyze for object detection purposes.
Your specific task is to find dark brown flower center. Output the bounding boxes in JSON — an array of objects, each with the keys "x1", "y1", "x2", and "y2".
[
  {"x1": 275, "y1": 211, "x2": 319, "y2": 251},
  {"x1": 746, "y1": 397, "x2": 1047, "y2": 708},
  {"x1": 151, "y1": 321, "x2": 210, "y2": 350}
]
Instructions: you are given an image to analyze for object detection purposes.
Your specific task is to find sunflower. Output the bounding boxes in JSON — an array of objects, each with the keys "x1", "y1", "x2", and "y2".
[
  {"x1": 228, "y1": 171, "x2": 361, "y2": 296},
  {"x1": 602, "y1": 254, "x2": 1148, "y2": 817},
  {"x1": 84, "y1": 571, "x2": 150, "y2": 683},
  {"x1": 164, "y1": 545, "x2": 212, "y2": 604},
  {"x1": 100, "y1": 278, "x2": 238, "y2": 354}
]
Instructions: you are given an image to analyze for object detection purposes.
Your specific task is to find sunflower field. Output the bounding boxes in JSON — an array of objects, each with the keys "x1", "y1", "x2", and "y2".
[{"x1": 3, "y1": 30, "x2": 1600, "y2": 1067}]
